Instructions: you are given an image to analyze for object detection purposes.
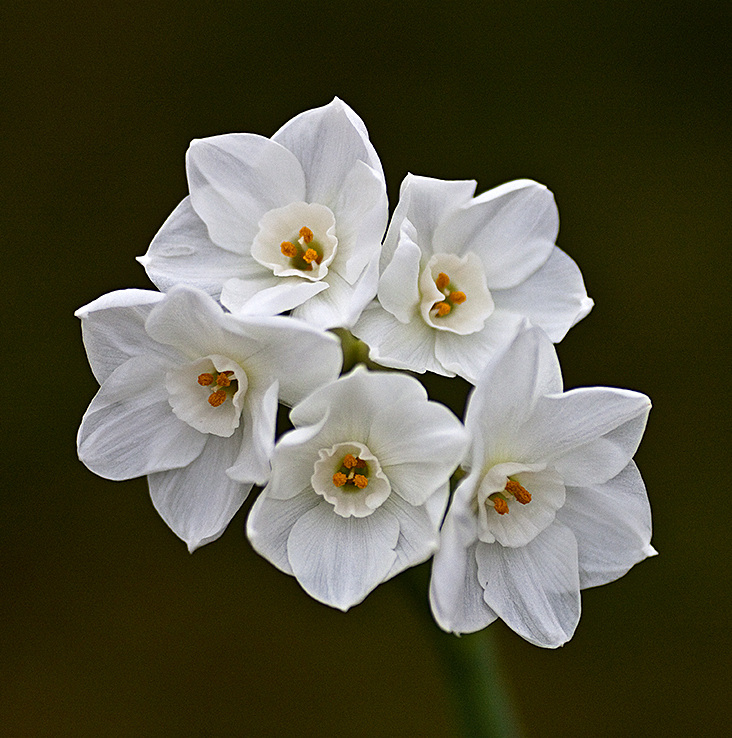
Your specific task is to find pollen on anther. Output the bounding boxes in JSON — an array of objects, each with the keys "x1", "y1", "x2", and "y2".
[
  {"x1": 208, "y1": 389, "x2": 227, "y2": 407},
  {"x1": 449, "y1": 291, "x2": 467, "y2": 304},
  {"x1": 493, "y1": 497, "x2": 509, "y2": 515},
  {"x1": 299, "y1": 226, "x2": 314, "y2": 243},
  {"x1": 435, "y1": 272, "x2": 450, "y2": 291},
  {"x1": 303, "y1": 248, "x2": 318, "y2": 264},
  {"x1": 333, "y1": 472, "x2": 347, "y2": 487},
  {"x1": 216, "y1": 371, "x2": 232, "y2": 387},
  {"x1": 343, "y1": 454, "x2": 358, "y2": 469},
  {"x1": 353, "y1": 474, "x2": 368, "y2": 489},
  {"x1": 197, "y1": 373, "x2": 214, "y2": 386},
  {"x1": 435, "y1": 301, "x2": 451, "y2": 317},
  {"x1": 281, "y1": 241, "x2": 298, "y2": 258},
  {"x1": 505, "y1": 479, "x2": 531, "y2": 504}
]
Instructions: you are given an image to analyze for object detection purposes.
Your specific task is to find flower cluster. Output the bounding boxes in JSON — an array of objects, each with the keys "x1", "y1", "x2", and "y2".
[{"x1": 78, "y1": 99, "x2": 655, "y2": 647}]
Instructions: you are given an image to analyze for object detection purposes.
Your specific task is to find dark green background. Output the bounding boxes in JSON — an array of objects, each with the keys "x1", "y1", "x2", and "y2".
[{"x1": 3, "y1": 1, "x2": 729, "y2": 735}]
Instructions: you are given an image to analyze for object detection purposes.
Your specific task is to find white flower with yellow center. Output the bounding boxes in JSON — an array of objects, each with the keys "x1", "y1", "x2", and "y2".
[
  {"x1": 138, "y1": 98, "x2": 388, "y2": 330},
  {"x1": 247, "y1": 367, "x2": 468, "y2": 611},
  {"x1": 76, "y1": 285, "x2": 342, "y2": 551},
  {"x1": 352, "y1": 174, "x2": 594, "y2": 383},
  {"x1": 429, "y1": 327, "x2": 655, "y2": 647}
]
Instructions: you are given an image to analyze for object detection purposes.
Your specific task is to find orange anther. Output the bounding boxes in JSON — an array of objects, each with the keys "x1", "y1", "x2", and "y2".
[
  {"x1": 197, "y1": 373, "x2": 214, "y2": 386},
  {"x1": 505, "y1": 479, "x2": 531, "y2": 504},
  {"x1": 281, "y1": 241, "x2": 298, "y2": 258},
  {"x1": 434, "y1": 301, "x2": 451, "y2": 317},
  {"x1": 353, "y1": 474, "x2": 368, "y2": 489},
  {"x1": 493, "y1": 497, "x2": 509, "y2": 515},
  {"x1": 208, "y1": 389, "x2": 227, "y2": 407},
  {"x1": 435, "y1": 272, "x2": 450, "y2": 291},
  {"x1": 303, "y1": 248, "x2": 318, "y2": 264},
  {"x1": 343, "y1": 454, "x2": 358, "y2": 469},
  {"x1": 333, "y1": 472, "x2": 347, "y2": 487},
  {"x1": 449, "y1": 291, "x2": 467, "y2": 304},
  {"x1": 299, "y1": 226, "x2": 314, "y2": 243},
  {"x1": 216, "y1": 371, "x2": 233, "y2": 387}
]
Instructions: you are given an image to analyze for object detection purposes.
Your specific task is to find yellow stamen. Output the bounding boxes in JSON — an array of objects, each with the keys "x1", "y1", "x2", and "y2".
[
  {"x1": 436, "y1": 272, "x2": 450, "y2": 291},
  {"x1": 299, "y1": 226, "x2": 314, "y2": 244},
  {"x1": 216, "y1": 371, "x2": 233, "y2": 387},
  {"x1": 208, "y1": 389, "x2": 227, "y2": 407},
  {"x1": 493, "y1": 497, "x2": 509, "y2": 515},
  {"x1": 302, "y1": 248, "x2": 318, "y2": 264},
  {"x1": 280, "y1": 241, "x2": 298, "y2": 258},
  {"x1": 435, "y1": 301, "x2": 451, "y2": 317},
  {"x1": 197, "y1": 373, "x2": 214, "y2": 386},
  {"x1": 333, "y1": 472, "x2": 347, "y2": 487},
  {"x1": 343, "y1": 454, "x2": 358, "y2": 469},
  {"x1": 353, "y1": 474, "x2": 368, "y2": 489},
  {"x1": 505, "y1": 479, "x2": 531, "y2": 504},
  {"x1": 449, "y1": 291, "x2": 466, "y2": 304}
]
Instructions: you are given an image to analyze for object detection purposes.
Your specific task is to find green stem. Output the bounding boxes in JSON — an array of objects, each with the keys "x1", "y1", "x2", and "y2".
[{"x1": 401, "y1": 565, "x2": 523, "y2": 738}]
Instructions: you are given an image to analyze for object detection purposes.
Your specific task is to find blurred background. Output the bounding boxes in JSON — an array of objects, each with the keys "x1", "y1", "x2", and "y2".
[{"x1": 3, "y1": 1, "x2": 729, "y2": 735}]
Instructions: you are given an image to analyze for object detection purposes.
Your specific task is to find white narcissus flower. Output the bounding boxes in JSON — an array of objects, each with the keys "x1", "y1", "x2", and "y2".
[
  {"x1": 352, "y1": 174, "x2": 594, "y2": 383},
  {"x1": 138, "y1": 98, "x2": 388, "y2": 330},
  {"x1": 429, "y1": 327, "x2": 655, "y2": 647},
  {"x1": 247, "y1": 367, "x2": 468, "y2": 611},
  {"x1": 76, "y1": 285, "x2": 342, "y2": 552}
]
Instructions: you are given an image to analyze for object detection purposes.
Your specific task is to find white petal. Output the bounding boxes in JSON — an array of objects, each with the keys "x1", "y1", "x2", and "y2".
[
  {"x1": 187, "y1": 134, "x2": 306, "y2": 252},
  {"x1": 226, "y1": 381, "x2": 279, "y2": 485},
  {"x1": 476, "y1": 522, "x2": 581, "y2": 648},
  {"x1": 382, "y1": 174, "x2": 476, "y2": 267},
  {"x1": 77, "y1": 356, "x2": 206, "y2": 480},
  {"x1": 222, "y1": 277, "x2": 329, "y2": 317},
  {"x1": 138, "y1": 197, "x2": 247, "y2": 296},
  {"x1": 247, "y1": 487, "x2": 322, "y2": 575},
  {"x1": 557, "y1": 461, "x2": 656, "y2": 588},
  {"x1": 291, "y1": 257, "x2": 378, "y2": 329},
  {"x1": 518, "y1": 388, "x2": 652, "y2": 484},
  {"x1": 148, "y1": 431, "x2": 251, "y2": 552},
  {"x1": 331, "y1": 160, "x2": 388, "y2": 285},
  {"x1": 228, "y1": 316, "x2": 342, "y2": 406},
  {"x1": 219, "y1": 271, "x2": 315, "y2": 315},
  {"x1": 430, "y1": 512, "x2": 499, "y2": 634},
  {"x1": 287, "y1": 500, "x2": 399, "y2": 610},
  {"x1": 384, "y1": 489, "x2": 447, "y2": 580},
  {"x1": 437, "y1": 180, "x2": 557, "y2": 289},
  {"x1": 377, "y1": 220, "x2": 422, "y2": 323},
  {"x1": 75, "y1": 289, "x2": 172, "y2": 384},
  {"x1": 352, "y1": 302, "x2": 448, "y2": 376},
  {"x1": 272, "y1": 98, "x2": 385, "y2": 207},
  {"x1": 373, "y1": 403, "x2": 468, "y2": 506},
  {"x1": 289, "y1": 365, "x2": 428, "y2": 435},
  {"x1": 434, "y1": 310, "x2": 523, "y2": 384},
  {"x1": 144, "y1": 286, "x2": 229, "y2": 358},
  {"x1": 265, "y1": 412, "x2": 331, "y2": 501},
  {"x1": 492, "y1": 247, "x2": 593, "y2": 341},
  {"x1": 464, "y1": 326, "x2": 563, "y2": 459}
]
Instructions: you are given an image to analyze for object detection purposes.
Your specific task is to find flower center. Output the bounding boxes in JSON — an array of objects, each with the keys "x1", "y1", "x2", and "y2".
[
  {"x1": 332, "y1": 453, "x2": 369, "y2": 490},
  {"x1": 488, "y1": 478, "x2": 532, "y2": 515},
  {"x1": 165, "y1": 354, "x2": 248, "y2": 438},
  {"x1": 280, "y1": 226, "x2": 324, "y2": 273},
  {"x1": 197, "y1": 370, "x2": 239, "y2": 407},
  {"x1": 311, "y1": 441, "x2": 391, "y2": 518},
  {"x1": 430, "y1": 271, "x2": 467, "y2": 318},
  {"x1": 251, "y1": 201, "x2": 338, "y2": 282},
  {"x1": 419, "y1": 252, "x2": 494, "y2": 335}
]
